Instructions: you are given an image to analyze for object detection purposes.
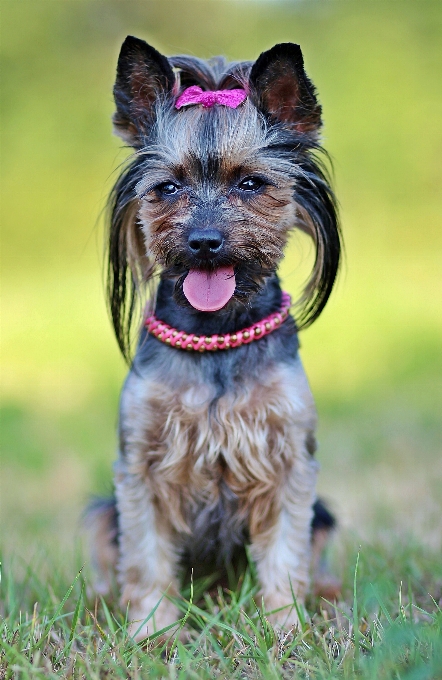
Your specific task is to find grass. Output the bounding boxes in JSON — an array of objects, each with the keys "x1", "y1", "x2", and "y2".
[
  {"x1": 1, "y1": 540, "x2": 442, "y2": 679},
  {"x1": 1, "y1": 1, "x2": 442, "y2": 677},
  {"x1": 2, "y1": 378, "x2": 441, "y2": 678},
  {"x1": 2, "y1": 369, "x2": 440, "y2": 678}
]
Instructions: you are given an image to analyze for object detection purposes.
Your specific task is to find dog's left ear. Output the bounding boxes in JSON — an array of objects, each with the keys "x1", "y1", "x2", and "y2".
[
  {"x1": 249, "y1": 43, "x2": 321, "y2": 134},
  {"x1": 113, "y1": 36, "x2": 176, "y2": 146}
]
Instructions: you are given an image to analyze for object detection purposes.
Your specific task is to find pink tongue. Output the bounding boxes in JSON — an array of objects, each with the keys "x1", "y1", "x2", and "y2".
[{"x1": 183, "y1": 266, "x2": 236, "y2": 312}]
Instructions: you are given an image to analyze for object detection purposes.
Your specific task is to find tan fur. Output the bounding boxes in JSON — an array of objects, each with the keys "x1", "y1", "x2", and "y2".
[
  {"x1": 311, "y1": 527, "x2": 341, "y2": 601},
  {"x1": 87, "y1": 503, "x2": 119, "y2": 596},
  {"x1": 114, "y1": 358, "x2": 317, "y2": 636},
  {"x1": 125, "y1": 202, "x2": 155, "y2": 287}
]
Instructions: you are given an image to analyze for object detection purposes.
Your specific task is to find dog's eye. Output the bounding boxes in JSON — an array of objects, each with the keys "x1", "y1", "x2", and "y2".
[
  {"x1": 237, "y1": 176, "x2": 264, "y2": 192},
  {"x1": 157, "y1": 182, "x2": 181, "y2": 196}
]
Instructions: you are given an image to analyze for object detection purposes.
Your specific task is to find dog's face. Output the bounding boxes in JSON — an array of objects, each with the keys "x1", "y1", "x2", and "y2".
[
  {"x1": 108, "y1": 39, "x2": 340, "y2": 356},
  {"x1": 135, "y1": 100, "x2": 300, "y2": 309}
]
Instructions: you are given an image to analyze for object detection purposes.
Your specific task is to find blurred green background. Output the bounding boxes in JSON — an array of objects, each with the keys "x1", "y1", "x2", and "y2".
[{"x1": 1, "y1": 0, "x2": 441, "y2": 567}]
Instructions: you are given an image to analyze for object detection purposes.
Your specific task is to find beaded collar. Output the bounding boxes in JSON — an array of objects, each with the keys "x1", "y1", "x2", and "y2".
[{"x1": 144, "y1": 291, "x2": 291, "y2": 352}]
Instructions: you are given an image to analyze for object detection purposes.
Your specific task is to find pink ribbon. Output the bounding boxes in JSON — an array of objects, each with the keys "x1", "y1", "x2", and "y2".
[{"x1": 175, "y1": 85, "x2": 247, "y2": 110}]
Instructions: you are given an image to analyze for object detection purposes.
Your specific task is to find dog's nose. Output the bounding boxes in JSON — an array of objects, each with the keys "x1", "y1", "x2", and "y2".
[{"x1": 187, "y1": 228, "x2": 224, "y2": 255}]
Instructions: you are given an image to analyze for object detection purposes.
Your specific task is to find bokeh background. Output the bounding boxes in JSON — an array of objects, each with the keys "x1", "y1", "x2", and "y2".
[{"x1": 1, "y1": 0, "x2": 441, "y2": 574}]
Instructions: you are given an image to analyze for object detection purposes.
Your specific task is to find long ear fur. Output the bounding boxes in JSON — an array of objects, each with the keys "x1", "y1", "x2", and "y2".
[
  {"x1": 107, "y1": 157, "x2": 155, "y2": 362},
  {"x1": 293, "y1": 148, "x2": 341, "y2": 328}
]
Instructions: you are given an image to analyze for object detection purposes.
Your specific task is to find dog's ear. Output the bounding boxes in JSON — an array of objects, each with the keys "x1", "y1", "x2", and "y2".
[
  {"x1": 249, "y1": 43, "x2": 321, "y2": 134},
  {"x1": 113, "y1": 36, "x2": 176, "y2": 146}
]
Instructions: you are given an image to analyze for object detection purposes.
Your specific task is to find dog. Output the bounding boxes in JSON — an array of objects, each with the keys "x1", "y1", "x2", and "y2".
[{"x1": 88, "y1": 36, "x2": 341, "y2": 640}]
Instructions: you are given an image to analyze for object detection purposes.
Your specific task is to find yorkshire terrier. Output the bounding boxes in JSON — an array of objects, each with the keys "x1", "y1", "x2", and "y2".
[{"x1": 89, "y1": 36, "x2": 341, "y2": 640}]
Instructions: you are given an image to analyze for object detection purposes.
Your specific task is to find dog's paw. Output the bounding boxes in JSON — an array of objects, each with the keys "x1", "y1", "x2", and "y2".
[
  {"x1": 262, "y1": 594, "x2": 307, "y2": 632},
  {"x1": 128, "y1": 593, "x2": 181, "y2": 643},
  {"x1": 312, "y1": 574, "x2": 342, "y2": 601}
]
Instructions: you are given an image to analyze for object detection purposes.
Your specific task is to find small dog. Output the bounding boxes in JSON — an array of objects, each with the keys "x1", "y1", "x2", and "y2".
[{"x1": 89, "y1": 36, "x2": 341, "y2": 640}]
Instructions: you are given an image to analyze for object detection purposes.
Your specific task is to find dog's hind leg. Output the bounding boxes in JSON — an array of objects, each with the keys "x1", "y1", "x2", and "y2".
[
  {"x1": 114, "y1": 462, "x2": 181, "y2": 641},
  {"x1": 86, "y1": 497, "x2": 119, "y2": 596},
  {"x1": 311, "y1": 499, "x2": 341, "y2": 600}
]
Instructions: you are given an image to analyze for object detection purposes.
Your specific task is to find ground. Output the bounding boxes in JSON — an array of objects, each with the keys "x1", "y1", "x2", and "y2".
[{"x1": 1, "y1": 1, "x2": 441, "y2": 677}]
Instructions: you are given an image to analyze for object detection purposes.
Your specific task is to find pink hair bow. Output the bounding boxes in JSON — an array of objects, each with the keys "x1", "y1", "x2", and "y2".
[{"x1": 175, "y1": 85, "x2": 247, "y2": 110}]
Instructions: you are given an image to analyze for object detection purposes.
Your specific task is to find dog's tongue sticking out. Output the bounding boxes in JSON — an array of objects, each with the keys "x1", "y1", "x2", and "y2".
[{"x1": 183, "y1": 266, "x2": 236, "y2": 312}]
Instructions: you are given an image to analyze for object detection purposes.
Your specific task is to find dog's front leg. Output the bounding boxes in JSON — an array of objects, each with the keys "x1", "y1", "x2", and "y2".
[
  {"x1": 249, "y1": 451, "x2": 319, "y2": 630},
  {"x1": 114, "y1": 463, "x2": 181, "y2": 641}
]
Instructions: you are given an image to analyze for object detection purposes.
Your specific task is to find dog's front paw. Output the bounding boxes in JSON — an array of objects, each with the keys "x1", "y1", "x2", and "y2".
[
  {"x1": 262, "y1": 594, "x2": 307, "y2": 632},
  {"x1": 128, "y1": 593, "x2": 181, "y2": 642}
]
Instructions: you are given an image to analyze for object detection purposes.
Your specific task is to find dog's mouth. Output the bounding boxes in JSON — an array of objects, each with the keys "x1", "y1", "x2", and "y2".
[
  {"x1": 182, "y1": 266, "x2": 236, "y2": 312},
  {"x1": 162, "y1": 260, "x2": 275, "y2": 312}
]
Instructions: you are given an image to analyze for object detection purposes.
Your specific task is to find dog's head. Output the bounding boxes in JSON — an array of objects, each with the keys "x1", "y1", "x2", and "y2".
[{"x1": 108, "y1": 37, "x2": 340, "y2": 359}]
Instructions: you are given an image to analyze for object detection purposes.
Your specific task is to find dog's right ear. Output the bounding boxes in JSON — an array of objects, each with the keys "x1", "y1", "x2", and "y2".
[{"x1": 113, "y1": 36, "x2": 176, "y2": 147}]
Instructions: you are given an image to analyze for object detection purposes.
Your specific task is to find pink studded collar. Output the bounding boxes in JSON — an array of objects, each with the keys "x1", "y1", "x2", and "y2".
[{"x1": 144, "y1": 291, "x2": 291, "y2": 352}]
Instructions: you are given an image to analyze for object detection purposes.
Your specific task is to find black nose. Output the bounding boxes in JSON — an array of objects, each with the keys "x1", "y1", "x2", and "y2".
[{"x1": 188, "y1": 228, "x2": 224, "y2": 256}]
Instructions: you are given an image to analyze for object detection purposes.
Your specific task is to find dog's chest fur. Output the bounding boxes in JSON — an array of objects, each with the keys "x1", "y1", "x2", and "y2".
[{"x1": 118, "y1": 343, "x2": 316, "y2": 559}]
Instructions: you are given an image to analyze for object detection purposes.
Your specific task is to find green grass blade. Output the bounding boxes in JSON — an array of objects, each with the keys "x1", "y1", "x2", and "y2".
[
  {"x1": 31, "y1": 568, "x2": 83, "y2": 652},
  {"x1": 353, "y1": 550, "x2": 360, "y2": 666}
]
